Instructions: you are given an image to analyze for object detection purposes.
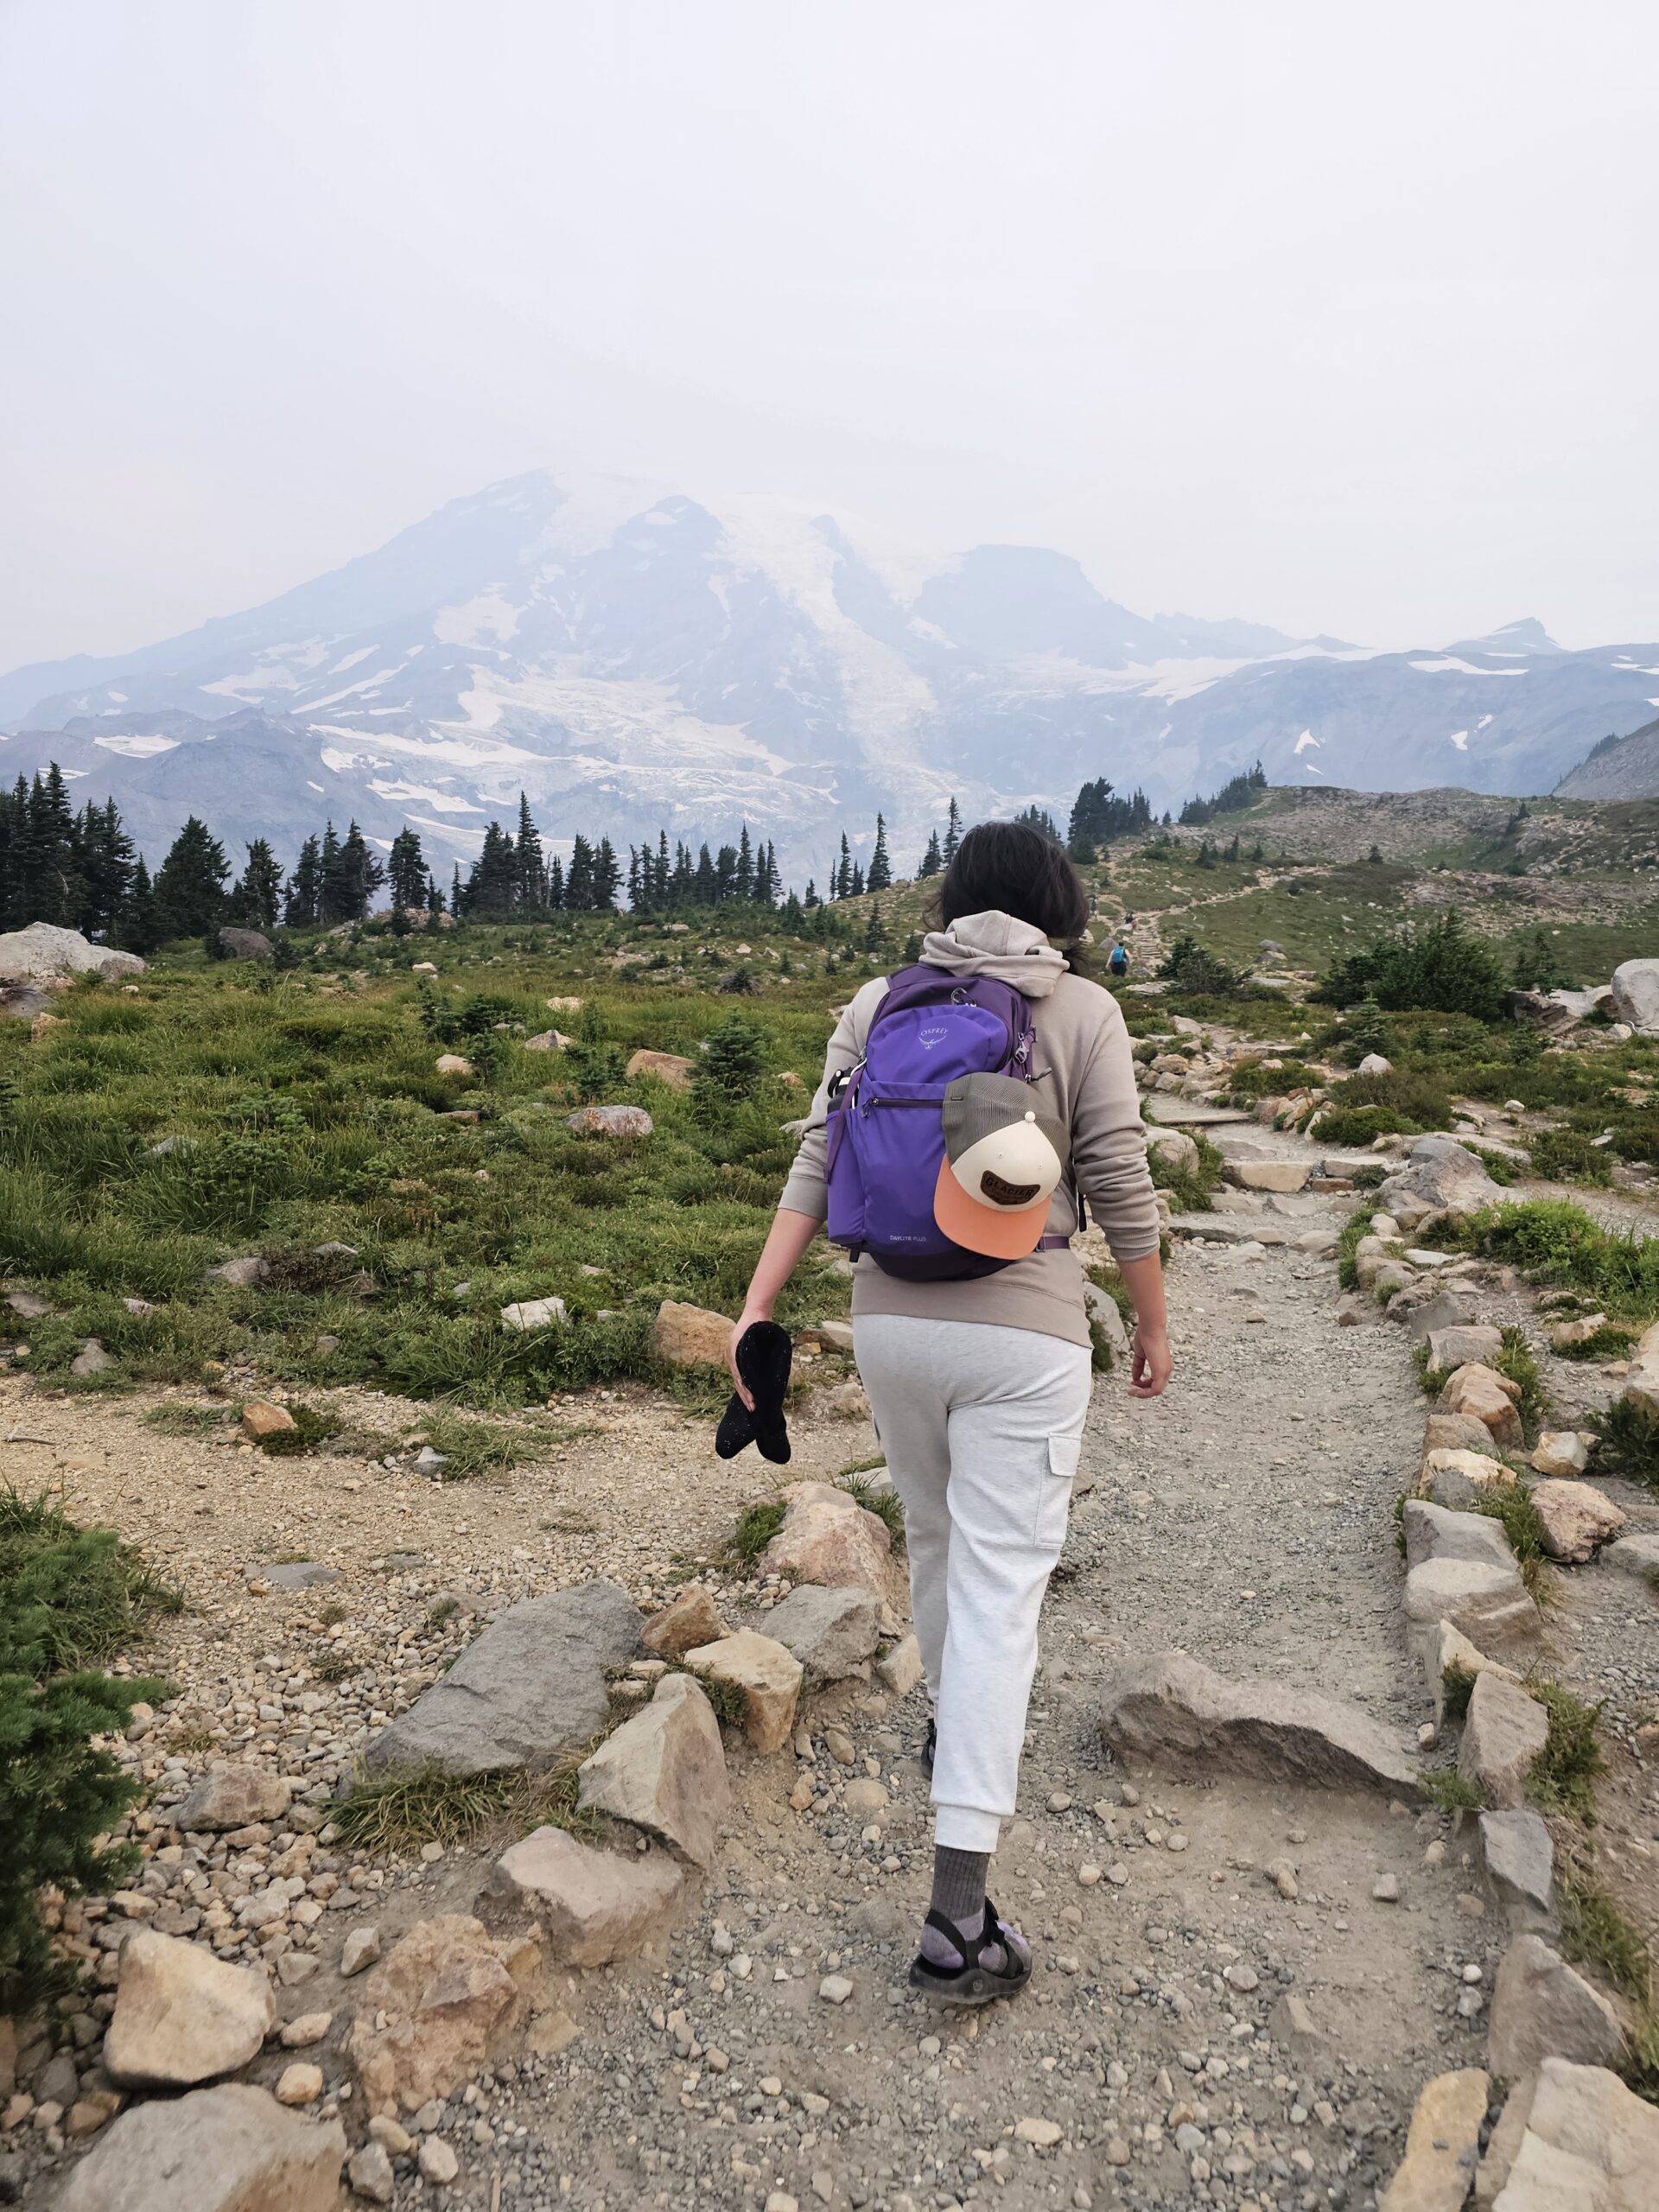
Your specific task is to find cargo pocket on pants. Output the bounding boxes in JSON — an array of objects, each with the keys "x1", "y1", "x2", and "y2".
[{"x1": 1033, "y1": 1431, "x2": 1082, "y2": 1550}]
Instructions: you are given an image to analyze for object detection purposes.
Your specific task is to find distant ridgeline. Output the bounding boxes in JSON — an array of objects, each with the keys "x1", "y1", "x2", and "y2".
[{"x1": 0, "y1": 760, "x2": 1236, "y2": 953}]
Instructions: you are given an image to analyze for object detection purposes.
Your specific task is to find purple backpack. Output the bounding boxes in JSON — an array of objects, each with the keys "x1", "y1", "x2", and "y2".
[{"x1": 823, "y1": 963, "x2": 1068, "y2": 1280}]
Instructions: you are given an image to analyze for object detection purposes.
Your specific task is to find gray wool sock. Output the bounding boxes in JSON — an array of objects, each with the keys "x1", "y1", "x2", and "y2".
[{"x1": 929, "y1": 1846, "x2": 990, "y2": 1927}]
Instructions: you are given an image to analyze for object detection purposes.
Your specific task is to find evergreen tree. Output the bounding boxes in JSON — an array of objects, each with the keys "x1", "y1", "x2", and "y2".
[
  {"x1": 917, "y1": 828, "x2": 942, "y2": 879},
  {"x1": 327, "y1": 820, "x2": 385, "y2": 922},
  {"x1": 515, "y1": 793, "x2": 544, "y2": 911},
  {"x1": 77, "y1": 799, "x2": 136, "y2": 941},
  {"x1": 231, "y1": 838, "x2": 283, "y2": 931},
  {"x1": 316, "y1": 823, "x2": 344, "y2": 924},
  {"x1": 804, "y1": 878, "x2": 819, "y2": 909},
  {"x1": 692, "y1": 842, "x2": 716, "y2": 906},
  {"x1": 734, "y1": 823, "x2": 753, "y2": 902},
  {"x1": 450, "y1": 862, "x2": 463, "y2": 916},
  {"x1": 835, "y1": 833, "x2": 853, "y2": 900},
  {"x1": 565, "y1": 833, "x2": 595, "y2": 912},
  {"x1": 867, "y1": 813, "x2": 892, "y2": 892},
  {"x1": 593, "y1": 836, "x2": 621, "y2": 911},
  {"x1": 546, "y1": 854, "x2": 564, "y2": 908},
  {"x1": 469, "y1": 821, "x2": 518, "y2": 916},
  {"x1": 124, "y1": 855, "x2": 159, "y2": 953},
  {"x1": 850, "y1": 862, "x2": 865, "y2": 898},
  {"x1": 285, "y1": 836, "x2": 322, "y2": 927},
  {"x1": 152, "y1": 817, "x2": 230, "y2": 940},
  {"x1": 715, "y1": 842, "x2": 738, "y2": 903},
  {"x1": 942, "y1": 798, "x2": 962, "y2": 863},
  {"x1": 388, "y1": 828, "x2": 428, "y2": 912}
]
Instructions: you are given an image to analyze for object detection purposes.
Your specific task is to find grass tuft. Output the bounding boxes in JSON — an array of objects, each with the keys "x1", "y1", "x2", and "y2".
[
  {"x1": 727, "y1": 1498, "x2": 787, "y2": 1569},
  {"x1": 837, "y1": 1472, "x2": 906, "y2": 1554},
  {"x1": 1421, "y1": 1767, "x2": 1485, "y2": 1812},
  {"x1": 253, "y1": 1400, "x2": 345, "y2": 1457},
  {"x1": 1440, "y1": 1662, "x2": 1477, "y2": 1723},
  {"x1": 331, "y1": 1755, "x2": 598, "y2": 1853},
  {"x1": 1473, "y1": 1483, "x2": 1555, "y2": 1603}
]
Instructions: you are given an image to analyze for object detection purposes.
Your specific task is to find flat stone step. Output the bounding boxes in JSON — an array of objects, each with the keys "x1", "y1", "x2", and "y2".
[
  {"x1": 1144, "y1": 1097, "x2": 1252, "y2": 1126},
  {"x1": 1166, "y1": 1213, "x2": 1290, "y2": 1246}
]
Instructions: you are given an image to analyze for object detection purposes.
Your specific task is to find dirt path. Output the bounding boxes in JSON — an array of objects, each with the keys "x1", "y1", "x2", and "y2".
[{"x1": 11, "y1": 1166, "x2": 1657, "y2": 2212}]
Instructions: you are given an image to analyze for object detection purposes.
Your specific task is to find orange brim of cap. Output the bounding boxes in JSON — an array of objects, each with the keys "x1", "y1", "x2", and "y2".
[{"x1": 932, "y1": 1154, "x2": 1052, "y2": 1262}]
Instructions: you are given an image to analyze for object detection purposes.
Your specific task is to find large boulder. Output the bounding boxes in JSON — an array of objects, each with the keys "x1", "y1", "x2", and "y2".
[
  {"x1": 650, "y1": 1300, "x2": 733, "y2": 1368},
  {"x1": 346, "y1": 1915, "x2": 539, "y2": 2118},
  {"x1": 363, "y1": 1580, "x2": 641, "y2": 1777},
  {"x1": 683, "y1": 1629, "x2": 803, "y2": 1752},
  {"x1": 217, "y1": 927, "x2": 272, "y2": 962},
  {"x1": 1435, "y1": 1363, "x2": 1523, "y2": 1449},
  {"x1": 54, "y1": 2083, "x2": 344, "y2": 2212},
  {"x1": 1488, "y1": 2056, "x2": 1659, "y2": 2209},
  {"x1": 1402, "y1": 1498, "x2": 1516, "y2": 1573},
  {"x1": 575, "y1": 1671, "x2": 730, "y2": 1866},
  {"x1": 1458, "y1": 1672, "x2": 1548, "y2": 1809},
  {"x1": 759, "y1": 1481, "x2": 906, "y2": 1607},
  {"x1": 1097, "y1": 1649, "x2": 1418, "y2": 1794},
  {"x1": 1609, "y1": 957, "x2": 1659, "y2": 1034},
  {"x1": 1488, "y1": 1935, "x2": 1624, "y2": 2076},
  {"x1": 478, "y1": 1826, "x2": 683, "y2": 1966},
  {"x1": 1527, "y1": 1479, "x2": 1624, "y2": 1563},
  {"x1": 762, "y1": 1583, "x2": 881, "y2": 1681},
  {"x1": 1377, "y1": 2067, "x2": 1488, "y2": 2212},
  {"x1": 104, "y1": 1930, "x2": 276, "y2": 2088},
  {"x1": 1403, "y1": 1557, "x2": 1540, "y2": 1656},
  {"x1": 626, "y1": 1049, "x2": 695, "y2": 1091},
  {"x1": 175, "y1": 1764, "x2": 294, "y2": 1833},
  {"x1": 0, "y1": 922, "x2": 143, "y2": 982},
  {"x1": 1376, "y1": 1134, "x2": 1503, "y2": 1221},
  {"x1": 1478, "y1": 1809, "x2": 1555, "y2": 1933}
]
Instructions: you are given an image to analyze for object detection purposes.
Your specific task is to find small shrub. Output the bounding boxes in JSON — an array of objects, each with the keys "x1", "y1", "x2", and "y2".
[
  {"x1": 1, "y1": 1491, "x2": 175, "y2": 2009},
  {"x1": 672, "y1": 1663, "x2": 750, "y2": 1728},
  {"x1": 1155, "y1": 936, "x2": 1245, "y2": 998},
  {"x1": 1528, "y1": 1129, "x2": 1614, "y2": 1186},
  {"x1": 695, "y1": 1014, "x2": 766, "y2": 1107},
  {"x1": 1318, "y1": 909, "x2": 1511, "y2": 1021},
  {"x1": 252, "y1": 1401, "x2": 345, "y2": 1457},
  {"x1": 1526, "y1": 1679, "x2": 1604, "y2": 1821},
  {"x1": 1552, "y1": 1322, "x2": 1637, "y2": 1362},
  {"x1": 1586, "y1": 1397, "x2": 1659, "y2": 1491}
]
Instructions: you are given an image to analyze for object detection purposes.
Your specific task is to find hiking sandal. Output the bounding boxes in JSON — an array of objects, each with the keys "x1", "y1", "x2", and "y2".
[{"x1": 908, "y1": 1898, "x2": 1032, "y2": 2006}]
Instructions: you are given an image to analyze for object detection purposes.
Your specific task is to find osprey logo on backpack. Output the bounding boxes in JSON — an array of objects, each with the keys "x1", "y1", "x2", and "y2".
[{"x1": 823, "y1": 964, "x2": 1052, "y2": 1282}]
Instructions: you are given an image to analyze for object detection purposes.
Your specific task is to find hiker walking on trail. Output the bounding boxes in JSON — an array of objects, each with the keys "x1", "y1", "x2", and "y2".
[
  {"x1": 728, "y1": 820, "x2": 1172, "y2": 2005},
  {"x1": 1108, "y1": 938, "x2": 1130, "y2": 978}
]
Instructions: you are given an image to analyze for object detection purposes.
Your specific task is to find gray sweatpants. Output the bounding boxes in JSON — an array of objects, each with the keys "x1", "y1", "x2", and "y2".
[{"x1": 852, "y1": 1314, "x2": 1092, "y2": 1853}]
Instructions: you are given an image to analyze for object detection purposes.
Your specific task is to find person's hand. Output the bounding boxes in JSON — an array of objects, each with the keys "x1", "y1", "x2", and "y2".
[
  {"x1": 1128, "y1": 1321, "x2": 1173, "y2": 1399},
  {"x1": 727, "y1": 1306, "x2": 772, "y2": 1410}
]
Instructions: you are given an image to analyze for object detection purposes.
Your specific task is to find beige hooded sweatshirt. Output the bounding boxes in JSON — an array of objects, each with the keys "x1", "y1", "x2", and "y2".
[{"x1": 777, "y1": 910, "x2": 1160, "y2": 1347}]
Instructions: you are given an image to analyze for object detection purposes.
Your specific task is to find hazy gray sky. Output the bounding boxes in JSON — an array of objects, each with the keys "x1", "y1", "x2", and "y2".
[{"x1": 3, "y1": 1, "x2": 1656, "y2": 672}]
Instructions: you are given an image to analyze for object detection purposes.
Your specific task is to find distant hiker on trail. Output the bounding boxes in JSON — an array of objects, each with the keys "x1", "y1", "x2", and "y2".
[
  {"x1": 729, "y1": 821, "x2": 1171, "y2": 2005},
  {"x1": 1108, "y1": 938, "x2": 1130, "y2": 978}
]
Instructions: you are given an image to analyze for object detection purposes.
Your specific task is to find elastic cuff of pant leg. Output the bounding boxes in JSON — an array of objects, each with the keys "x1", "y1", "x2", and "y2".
[{"x1": 934, "y1": 1803, "x2": 1002, "y2": 1853}]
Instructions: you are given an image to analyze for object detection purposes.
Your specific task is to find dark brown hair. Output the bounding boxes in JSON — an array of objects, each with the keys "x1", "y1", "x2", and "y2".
[{"x1": 931, "y1": 820, "x2": 1090, "y2": 948}]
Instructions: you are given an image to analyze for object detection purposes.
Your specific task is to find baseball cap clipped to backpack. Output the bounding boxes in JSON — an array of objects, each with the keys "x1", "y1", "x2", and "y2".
[{"x1": 932, "y1": 1072, "x2": 1069, "y2": 1261}]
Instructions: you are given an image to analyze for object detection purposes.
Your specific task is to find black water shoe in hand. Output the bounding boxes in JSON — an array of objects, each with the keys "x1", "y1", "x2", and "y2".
[{"x1": 715, "y1": 1320, "x2": 792, "y2": 1464}]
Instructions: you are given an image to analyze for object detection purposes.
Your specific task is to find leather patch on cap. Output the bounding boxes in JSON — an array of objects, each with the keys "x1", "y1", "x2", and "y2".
[{"x1": 979, "y1": 1169, "x2": 1040, "y2": 1207}]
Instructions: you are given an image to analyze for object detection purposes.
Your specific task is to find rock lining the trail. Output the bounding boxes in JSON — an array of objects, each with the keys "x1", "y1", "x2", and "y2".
[
  {"x1": 363, "y1": 1579, "x2": 641, "y2": 1777},
  {"x1": 1097, "y1": 1647, "x2": 1420, "y2": 1793},
  {"x1": 53, "y1": 2083, "x2": 344, "y2": 2212}
]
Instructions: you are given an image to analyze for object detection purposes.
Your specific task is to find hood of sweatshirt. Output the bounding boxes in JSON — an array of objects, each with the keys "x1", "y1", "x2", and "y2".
[{"x1": 918, "y1": 909, "x2": 1068, "y2": 1000}]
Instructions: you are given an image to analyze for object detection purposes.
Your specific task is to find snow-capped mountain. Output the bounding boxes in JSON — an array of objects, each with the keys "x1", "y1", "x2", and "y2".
[{"x1": 3, "y1": 471, "x2": 1656, "y2": 882}]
